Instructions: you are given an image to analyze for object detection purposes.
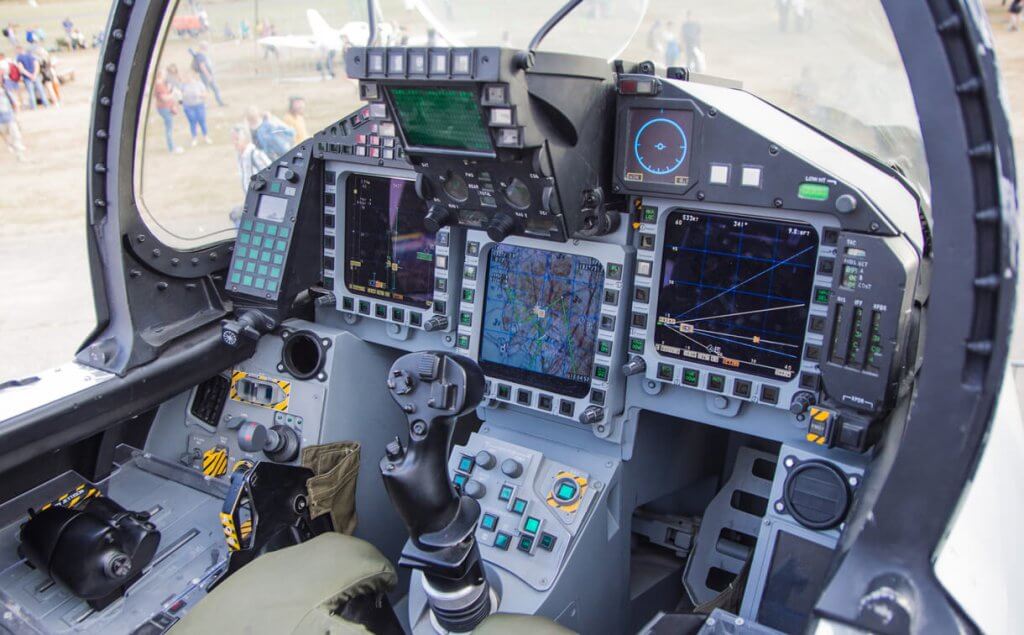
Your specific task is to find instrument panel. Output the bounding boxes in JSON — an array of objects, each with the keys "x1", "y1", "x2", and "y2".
[{"x1": 227, "y1": 48, "x2": 923, "y2": 455}]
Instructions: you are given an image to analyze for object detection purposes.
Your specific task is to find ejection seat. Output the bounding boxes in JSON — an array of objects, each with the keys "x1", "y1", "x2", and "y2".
[{"x1": 171, "y1": 531, "x2": 573, "y2": 634}]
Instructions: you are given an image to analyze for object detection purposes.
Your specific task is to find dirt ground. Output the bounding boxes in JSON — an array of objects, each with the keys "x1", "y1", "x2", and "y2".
[{"x1": 1, "y1": 0, "x2": 1022, "y2": 383}]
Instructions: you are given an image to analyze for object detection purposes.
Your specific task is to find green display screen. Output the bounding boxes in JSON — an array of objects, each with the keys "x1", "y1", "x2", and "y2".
[{"x1": 388, "y1": 87, "x2": 493, "y2": 152}]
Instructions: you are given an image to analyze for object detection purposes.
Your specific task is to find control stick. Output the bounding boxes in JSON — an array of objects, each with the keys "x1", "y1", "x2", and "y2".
[
  {"x1": 381, "y1": 351, "x2": 492, "y2": 632},
  {"x1": 235, "y1": 420, "x2": 300, "y2": 463}
]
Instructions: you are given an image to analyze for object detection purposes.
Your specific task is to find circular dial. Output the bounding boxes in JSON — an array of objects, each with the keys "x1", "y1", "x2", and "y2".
[
  {"x1": 504, "y1": 177, "x2": 531, "y2": 209},
  {"x1": 441, "y1": 170, "x2": 469, "y2": 202},
  {"x1": 633, "y1": 117, "x2": 688, "y2": 175}
]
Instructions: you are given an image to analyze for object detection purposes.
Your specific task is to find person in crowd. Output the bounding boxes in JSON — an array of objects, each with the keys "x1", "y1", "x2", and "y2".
[
  {"x1": 70, "y1": 28, "x2": 86, "y2": 50},
  {"x1": 25, "y1": 26, "x2": 45, "y2": 44},
  {"x1": 180, "y1": 71, "x2": 212, "y2": 146},
  {"x1": 0, "y1": 88, "x2": 26, "y2": 161},
  {"x1": 4, "y1": 23, "x2": 20, "y2": 48},
  {"x1": 681, "y1": 12, "x2": 703, "y2": 73},
  {"x1": 165, "y1": 63, "x2": 184, "y2": 90},
  {"x1": 62, "y1": 17, "x2": 74, "y2": 39},
  {"x1": 1011, "y1": 0, "x2": 1023, "y2": 31},
  {"x1": 33, "y1": 47, "x2": 61, "y2": 107},
  {"x1": 231, "y1": 123, "x2": 270, "y2": 193},
  {"x1": 244, "y1": 105, "x2": 295, "y2": 160},
  {"x1": 663, "y1": 21, "x2": 680, "y2": 69},
  {"x1": 14, "y1": 46, "x2": 48, "y2": 109},
  {"x1": 282, "y1": 96, "x2": 309, "y2": 141},
  {"x1": 0, "y1": 53, "x2": 22, "y2": 112},
  {"x1": 189, "y1": 42, "x2": 225, "y2": 107},
  {"x1": 154, "y1": 67, "x2": 183, "y2": 153}
]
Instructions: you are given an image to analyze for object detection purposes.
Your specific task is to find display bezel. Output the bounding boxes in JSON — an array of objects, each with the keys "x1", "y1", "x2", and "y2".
[
  {"x1": 477, "y1": 245, "x2": 605, "y2": 399},
  {"x1": 613, "y1": 97, "x2": 705, "y2": 197},
  {"x1": 384, "y1": 83, "x2": 497, "y2": 158}
]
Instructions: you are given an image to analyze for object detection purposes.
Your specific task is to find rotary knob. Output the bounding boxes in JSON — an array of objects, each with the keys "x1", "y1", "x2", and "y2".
[
  {"x1": 790, "y1": 391, "x2": 816, "y2": 416},
  {"x1": 475, "y1": 450, "x2": 496, "y2": 470},
  {"x1": 501, "y1": 458, "x2": 523, "y2": 478},
  {"x1": 622, "y1": 356, "x2": 647, "y2": 376},
  {"x1": 463, "y1": 480, "x2": 486, "y2": 499},
  {"x1": 424, "y1": 203, "x2": 453, "y2": 233},
  {"x1": 486, "y1": 213, "x2": 517, "y2": 242}
]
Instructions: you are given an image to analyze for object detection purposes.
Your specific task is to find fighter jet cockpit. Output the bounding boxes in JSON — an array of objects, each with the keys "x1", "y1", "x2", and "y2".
[{"x1": 0, "y1": 1, "x2": 1017, "y2": 634}]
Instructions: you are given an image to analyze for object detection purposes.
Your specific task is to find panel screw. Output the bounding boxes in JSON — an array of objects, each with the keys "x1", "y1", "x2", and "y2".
[
  {"x1": 773, "y1": 198, "x2": 783, "y2": 208},
  {"x1": 769, "y1": 144, "x2": 779, "y2": 155},
  {"x1": 696, "y1": 191, "x2": 705, "y2": 201},
  {"x1": 156, "y1": 281, "x2": 168, "y2": 291}
]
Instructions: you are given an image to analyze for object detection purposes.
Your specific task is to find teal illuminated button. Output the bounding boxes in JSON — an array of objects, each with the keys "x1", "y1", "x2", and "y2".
[
  {"x1": 480, "y1": 513, "x2": 498, "y2": 532},
  {"x1": 279, "y1": 227, "x2": 290, "y2": 238},
  {"x1": 230, "y1": 273, "x2": 241, "y2": 284},
  {"x1": 234, "y1": 260, "x2": 244, "y2": 270},
  {"x1": 523, "y1": 516, "x2": 541, "y2": 534},
  {"x1": 276, "y1": 240, "x2": 287, "y2": 251},
  {"x1": 267, "y1": 224, "x2": 278, "y2": 236},
  {"x1": 270, "y1": 267, "x2": 281, "y2": 278},
  {"x1": 458, "y1": 455, "x2": 475, "y2": 473},
  {"x1": 494, "y1": 532, "x2": 511, "y2": 550},
  {"x1": 258, "y1": 265, "x2": 268, "y2": 276},
  {"x1": 554, "y1": 479, "x2": 578, "y2": 503},
  {"x1": 517, "y1": 535, "x2": 534, "y2": 553},
  {"x1": 245, "y1": 262, "x2": 256, "y2": 273},
  {"x1": 270, "y1": 181, "x2": 282, "y2": 193},
  {"x1": 268, "y1": 281, "x2": 279, "y2": 292},
  {"x1": 239, "y1": 233, "x2": 250, "y2": 244},
  {"x1": 798, "y1": 182, "x2": 830, "y2": 201},
  {"x1": 241, "y1": 219, "x2": 253, "y2": 230},
  {"x1": 235, "y1": 247, "x2": 247, "y2": 258},
  {"x1": 453, "y1": 473, "x2": 468, "y2": 488},
  {"x1": 511, "y1": 498, "x2": 527, "y2": 515},
  {"x1": 252, "y1": 235, "x2": 263, "y2": 247},
  {"x1": 255, "y1": 278, "x2": 266, "y2": 290},
  {"x1": 539, "y1": 533, "x2": 557, "y2": 551},
  {"x1": 261, "y1": 252, "x2": 272, "y2": 263},
  {"x1": 273, "y1": 254, "x2": 284, "y2": 265},
  {"x1": 242, "y1": 275, "x2": 253, "y2": 286},
  {"x1": 255, "y1": 221, "x2": 266, "y2": 233},
  {"x1": 498, "y1": 485, "x2": 514, "y2": 502}
]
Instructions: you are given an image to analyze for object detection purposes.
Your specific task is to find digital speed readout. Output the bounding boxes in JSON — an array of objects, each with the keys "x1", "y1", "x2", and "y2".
[
  {"x1": 624, "y1": 108, "x2": 695, "y2": 186},
  {"x1": 654, "y1": 211, "x2": 818, "y2": 380}
]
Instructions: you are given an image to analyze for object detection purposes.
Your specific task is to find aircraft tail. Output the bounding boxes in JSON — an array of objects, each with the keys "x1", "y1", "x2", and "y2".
[{"x1": 306, "y1": 9, "x2": 339, "y2": 44}]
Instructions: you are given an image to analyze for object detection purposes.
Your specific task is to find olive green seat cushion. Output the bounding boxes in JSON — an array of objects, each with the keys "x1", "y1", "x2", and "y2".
[{"x1": 172, "y1": 532, "x2": 396, "y2": 634}]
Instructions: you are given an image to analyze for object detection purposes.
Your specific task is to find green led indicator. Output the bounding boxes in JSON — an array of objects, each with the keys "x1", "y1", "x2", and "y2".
[
  {"x1": 798, "y1": 182, "x2": 830, "y2": 201},
  {"x1": 683, "y1": 368, "x2": 699, "y2": 386}
]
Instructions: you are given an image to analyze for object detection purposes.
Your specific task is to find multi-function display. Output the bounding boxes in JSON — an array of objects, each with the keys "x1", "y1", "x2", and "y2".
[
  {"x1": 624, "y1": 108, "x2": 695, "y2": 186},
  {"x1": 343, "y1": 174, "x2": 435, "y2": 309},
  {"x1": 479, "y1": 245, "x2": 604, "y2": 397},
  {"x1": 388, "y1": 86, "x2": 493, "y2": 153},
  {"x1": 654, "y1": 211, "x2": 818, "y2": 380}
]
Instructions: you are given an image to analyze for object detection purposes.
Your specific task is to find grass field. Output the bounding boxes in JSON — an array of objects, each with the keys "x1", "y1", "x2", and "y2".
[{"x1": 0, "y1": 0, "x2": 1022, "y2": 384}]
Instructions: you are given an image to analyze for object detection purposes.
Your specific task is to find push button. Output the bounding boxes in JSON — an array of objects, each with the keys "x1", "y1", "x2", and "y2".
[
  {"x1": 523, "y1": 516, "x2": 541, "y2": 534},
  {"x1": 480, "y1": 513, "x2": 498, "y2": 532},
  {"x1": 517, "y1": 535, "x2": 535, "y2": 554},
  {"x1": 539, "y1": 533, "x2": 557, "y2": 551},
  {"x1": 553, "y1": 478, "x2": 579, "y2": 504},
  {"x1": 494, "y1": 532, "x2": 511, "y2": 550},
  {"x1": 498, "y1": 484, "x2": 515, "y2": 502},
  {"x1": 511, "y1": 498, "x2": 527, "y2": 515},
  {"x1": 452, "y1": 473, "x2": 468, "y2": 488},
  {"x1": 457, "y1": 455, "x2": 475, "y2": 473}
]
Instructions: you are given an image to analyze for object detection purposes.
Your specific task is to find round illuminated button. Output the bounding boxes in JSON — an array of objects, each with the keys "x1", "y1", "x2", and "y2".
[{"x1": 552, "y1": 477, "x2": 579, "y2": 505}]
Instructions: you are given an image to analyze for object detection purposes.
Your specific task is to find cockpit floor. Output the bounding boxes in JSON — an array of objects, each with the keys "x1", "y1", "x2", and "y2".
[{"x1": 0, "y1": 446, "x2": 226, "y2": 633}]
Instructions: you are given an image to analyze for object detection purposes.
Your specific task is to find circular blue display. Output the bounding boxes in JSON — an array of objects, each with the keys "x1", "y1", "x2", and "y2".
[{"x1": 633, "y1": 117, "x2": 688, "y2": 176}]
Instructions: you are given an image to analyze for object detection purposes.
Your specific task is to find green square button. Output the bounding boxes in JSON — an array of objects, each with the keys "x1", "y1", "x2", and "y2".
[
  {"x1": 523, "y1": 516, "x2": 540, "y2": 534},
  {"x1": 268, "y1": 281, "x2": 278, "y2": 292},
  {"x1": 239, "y1": 233, "x2": 250, "y2": 244},
  {"x1": 230, "y1": 273, "x2": 241, "y2": 284},
  {"x1": 511, "y1": 498, "x2": 527, "y2": 515},
  {"x1": 270, "y1": 181, "x2": 282, "y2": 193},
  {"x1": 517, "y1": 535, "x2": 534, "y2": 553},
  {"x1": 457, "y1": 334, "x2": 470, "y2": 350},
  {"x1": 241, "y1": 219, "x2": 253, "y2": 230},
  {"x1": 279, "y1": 227, "x2": 290, "y2": 238},
  {"x1": 480, "y1": 513, "x2": 498, "y2": 532},
  {"x1": 255, "y1": 222, "x2": 266, "y2": 234},
  {"x1": 276, "y1": 240, "x2": 287, "y2": 251},
  {"x1": 255, "y1": 278, "x2": 266, "y2": 290},
  {"x1": 598, "y1": 340, "x2": 612, "y2": 355},
  {"x1": 556, "y1": 482, "x2": 577, "y2": 501},
  {"x1": 494, "y1": 532, "x2": 511, "y2": 550},
  {"x1": 539, "y1": 533, "x2": 556, "y2": 551},
  {"x1": 252, "y1": 235, "x2": 263, "y2": 247},
  {"x1": 267, "y1": 224, "x2": 278, "y2": 236},
  {"x1": 273, "y1": 254, "x2": 284, "y2": 265},
  {"x1": 498, "y1": 485, "x2": 514, "y2": 502},
  {"x1": 258, "y1": 265, "x2": 269, "y2": 275},
  {"x1": 260, "y1": 252, "x2": 271, "y2": 263},
  {"x1": 270, "y1": 267, "x2": 281, "y2": 278},
  {"x1": 594, "y1": 365, "x2": 609, "y2": 381},
  {"x1": 242, "y1": 275, "x2": 253, "y2": 286},
  {"x1": 683, "y1": 368, "x2": 700, "y2": 387},
  {"x1": 642, "y1": 206, "x2": 657, "y2": 223},
  {"x1": 460, "y1": 312, "x2": 472, "y2": 326},
  {"x1": 630, "y1": 337, "x2": 645, "y2": 353},
  {"x1": 235, "y1": 247, "x2": 247, "y2": 258},
  {"x1": 463, "y1": 289, "x2": 475, "y2": 302},
  {"x1": 234, "y1": 260, "x2": 244, "y2": 270},
  {"x1": 245, "y1": 262, "x2": 256, "y2": 273}
]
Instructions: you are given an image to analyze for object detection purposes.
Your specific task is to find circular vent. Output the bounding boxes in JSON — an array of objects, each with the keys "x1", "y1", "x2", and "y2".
[
  {"x1": 783, "y1": 461, "x2": 850, "y2": 530},
  {"x1": 281, "y1": 331, "x2": 325, "y2": 380}
]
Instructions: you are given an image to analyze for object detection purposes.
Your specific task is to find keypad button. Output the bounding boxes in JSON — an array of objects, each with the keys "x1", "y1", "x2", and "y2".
[
  {"x1": 276, "y1": 240, "x2": 287, "y2": 251},
  {"x1": 267, "y1": 225, "x2": 278, "y2": 236},
  {"x1": 245, "y1": 262, "x2": 256, "y2": 273},
  {"x1": 260, "y1": 252, "x2": 271, "y2": 263},
  {"x1": 255, "y1": 222, "x2": 266, "y2": 233},
  {"x1": 258, "y1": 265, "x2": 268, "y2": 275},
  {"x1": 252, "y1": 236, "x2": 263, "y2": 247},
  {"x1": 273, "y1": 254, "x2": 284, "y2": 265}
]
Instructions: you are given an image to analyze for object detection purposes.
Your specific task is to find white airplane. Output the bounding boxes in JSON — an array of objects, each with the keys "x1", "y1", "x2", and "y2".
[{"x1": 259, "y1": 7, "x2": 470, "y2": 53}]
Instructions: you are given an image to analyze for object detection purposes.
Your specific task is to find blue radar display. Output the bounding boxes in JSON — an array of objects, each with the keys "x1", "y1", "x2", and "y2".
[
  {"x1": 479, "y1": 245, "x2": 604, "y2": 398},
  {"x1": 654, "y1": 211, "x2": 818, "y2": 380},
  {"x1": 624, "y1": 108, "x2": 695, "y2": 186}
]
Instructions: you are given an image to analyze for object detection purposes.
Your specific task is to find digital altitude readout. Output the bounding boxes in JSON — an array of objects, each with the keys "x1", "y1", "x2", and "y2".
[
  {"x1": 479, "y1": 245, "x2": 604, "y2": 398},
  {"x1": 343, "y1": 174, "x2": 435, "y2": 309},
  {"x1": 624, "y1": 108, "x2": 695, "y2": 186},
  {"x1": 655, "y1": 211, "x2": 818, "y2": 380}
]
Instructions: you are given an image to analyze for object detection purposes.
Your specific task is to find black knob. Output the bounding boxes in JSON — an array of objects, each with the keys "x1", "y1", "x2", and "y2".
[
  {"x1": 501, "y1": 459, "x2": 522, "y2": 478},
  {"x1": 622, "y1": 356, "x2": 646, "y2": 376},
  {"x1": 237, "y1": 421, "x2": 270, "y2": 453},
  {"x1": 486, "y1": 213, "x2": 517, "y2": 242},
  {"x1": 423, "y1": 315, "x2": 449, "y2": 332},
  {"x1": 790, "y1": 391, "x2": 816, "y2": 416},
  {"x1": 424, "y1": 204, "x2": 453, "y2": 233},
  {"x1": 281, "y1": 168, "x2": 298, "y2": 183},
  {"x1": 475, "y1": 450, "x2": 496, "y2": 470}
]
